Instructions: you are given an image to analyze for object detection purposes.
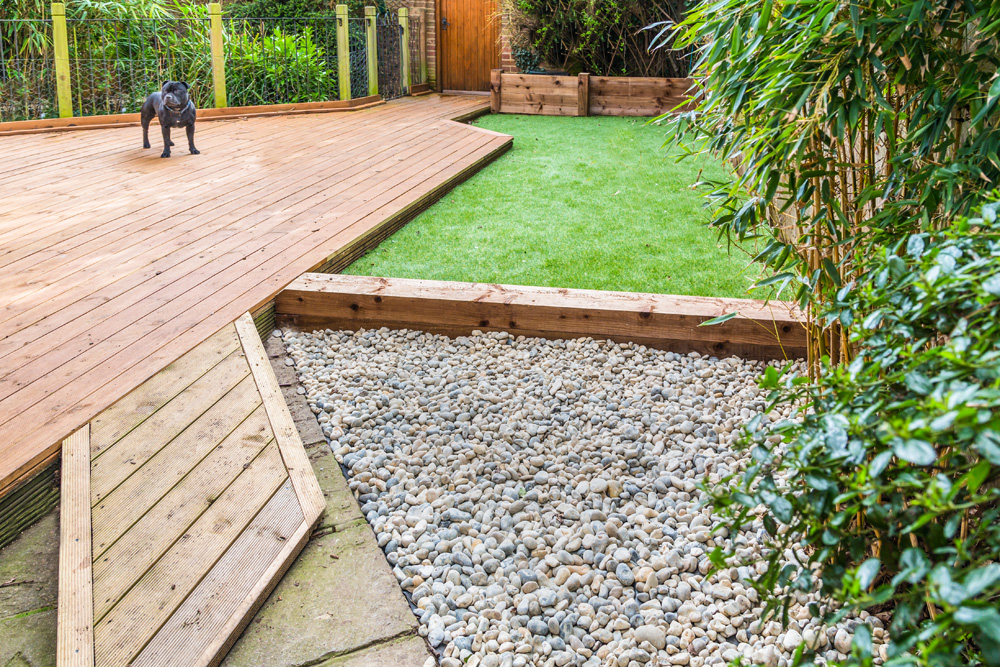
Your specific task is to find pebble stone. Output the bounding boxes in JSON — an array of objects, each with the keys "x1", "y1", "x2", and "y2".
[{"x1": 283, "y1": 327, "x2": 888, "y2": 667}]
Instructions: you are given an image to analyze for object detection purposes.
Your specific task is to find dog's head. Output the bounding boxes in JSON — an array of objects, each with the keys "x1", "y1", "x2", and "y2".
[{"x1": 160, "y1": 81, "x2": 190, "y2": 111}]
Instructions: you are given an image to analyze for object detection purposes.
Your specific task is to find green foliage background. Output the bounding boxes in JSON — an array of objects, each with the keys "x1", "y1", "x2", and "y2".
[
  {"x1": 506, "y1": 0, "x2": 689, "y2": 77},
  {"x1": 665, "y1": 0, "x2": 1000, "y2": 664}
]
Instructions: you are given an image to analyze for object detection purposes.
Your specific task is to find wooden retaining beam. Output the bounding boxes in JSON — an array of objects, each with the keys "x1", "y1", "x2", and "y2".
[
  {"x1": 0, "y1": 95, "x2": 382, "y2": 137},
  {"x1": 490, "y1": 71, "x2": 695, "y2": 118},
  {"x1": 276, "y1": 275, "x2": 807, "y2": 362}
]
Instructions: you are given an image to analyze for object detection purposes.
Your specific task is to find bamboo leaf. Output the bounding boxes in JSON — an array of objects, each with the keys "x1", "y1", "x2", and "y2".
[{"x1": 699, "y1": 312, "x2": 739, "y2": 326}]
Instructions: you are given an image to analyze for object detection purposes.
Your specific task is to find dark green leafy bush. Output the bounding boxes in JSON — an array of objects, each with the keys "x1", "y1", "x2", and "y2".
[
  {"x1": 512, "y1": 45, "x2": 541, "y2": 74},
  {"x1": 510, "y1": 0, "x2": 689, "y2": 77},
  {"x1": 226, "y1": 0, "x2": 384, "y2": 20},
  {"x1": 226, "y1": 26, "x2": 335, "y2": 104},
  {"x1": 708, "y1": 201, "x2": 1000, "y2": 666}
]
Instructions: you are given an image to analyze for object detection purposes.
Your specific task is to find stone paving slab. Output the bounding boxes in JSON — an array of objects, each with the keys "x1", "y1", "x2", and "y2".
[
  {"x1": 0, "y1": 608, "x2": 57, "y2": 667},
  {"x1": 0, "y1": 510, "x2": 58, "y2": 618},
  {"x1": 221, "y1": 338, "x2": 427, "y2": 667},
  {"x1": 318, "y1": 635, "x2": 432, "y2": 667},
  {"x1": 0, "y1": 509, "x2": 59, "y2": 667}
]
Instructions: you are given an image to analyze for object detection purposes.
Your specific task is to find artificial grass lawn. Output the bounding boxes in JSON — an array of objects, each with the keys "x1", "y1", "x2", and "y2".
[{"x1": 345, "y1": 114, "x2": 765, "y2": 299}]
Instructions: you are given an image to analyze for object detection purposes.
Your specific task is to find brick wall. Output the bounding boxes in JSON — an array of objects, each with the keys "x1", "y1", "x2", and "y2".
[
  {"x1": 500, "y1": 9, "x2": 516, "y2": 73},
  {"x1": 498, "y1": 1, "x2": 528, "y2": 73}
]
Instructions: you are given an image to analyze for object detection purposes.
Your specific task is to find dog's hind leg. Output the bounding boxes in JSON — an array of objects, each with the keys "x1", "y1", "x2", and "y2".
[
  {"x1": 160, "y1": 125, "x2": 172, "y2": 158},
  {"x1": 186, "y1": 124, "x2": 200, "y2": 155}
]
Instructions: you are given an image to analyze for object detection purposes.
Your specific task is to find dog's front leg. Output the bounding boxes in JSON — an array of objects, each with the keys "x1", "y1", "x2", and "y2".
[
  {"x1": 186, "y1": 124, "x2": 200, "y2": 155},
  {"x1": 160, "y1": 125, "x2": 172, "y2": 158}
]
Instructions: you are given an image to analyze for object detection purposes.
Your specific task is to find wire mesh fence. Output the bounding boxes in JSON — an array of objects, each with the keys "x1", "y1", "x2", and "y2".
[
  {"x1": 65, "y1": 17, "x2": 213, "y2": 117},
  {"x1": 0, "y1": 19, "x2": 56, "y2": 122},
  {"x1": 408, "y1": 12, "x2": 423, "y2": 87},
  {"x1": 375, "y1": 13, "x2": 403, "y2": 100},
  {"x1": 223, "y1": 17, "x2": 339, "y2": 107},
  {"x1": 348, "y1": 17, "x2": 368, "y2": 100},
  {"x1": 1, "y1": 7, "x2": 422, "y2": 123}
]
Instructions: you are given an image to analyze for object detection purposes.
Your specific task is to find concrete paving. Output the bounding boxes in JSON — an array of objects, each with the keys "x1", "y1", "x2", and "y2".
[
  {"x1": 220, "y1": 336, "x2": 431, "y2": 667},
  {"x1": 0, "y1": 333, "x2": 430, "y2": 667},
  {"x1": 0, "y1": 508, "x2": 58, "y2": 667}
]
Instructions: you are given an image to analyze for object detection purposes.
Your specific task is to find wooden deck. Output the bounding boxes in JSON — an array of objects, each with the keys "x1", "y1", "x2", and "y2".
[
  {"x1": 57, "y1": 313, "x2": 324, "y2": 667},
  {"x1": 0, "y1": 94, "x2": 510, "y2": 498}
]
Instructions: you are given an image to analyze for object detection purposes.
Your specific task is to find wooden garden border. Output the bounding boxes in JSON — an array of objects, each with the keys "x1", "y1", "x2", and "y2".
[
  {"x1": 490, "y1": 71, "x2": 695, "y2": 117},
  {"x1": 275, "y1": 274, "x2": 807, "y2": 362},
  {"x1": 0, "y1": 95, "x2": 383, "y2": 137}
]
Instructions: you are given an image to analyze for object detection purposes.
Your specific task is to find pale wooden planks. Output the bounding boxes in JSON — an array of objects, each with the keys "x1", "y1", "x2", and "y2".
[
  {"x1": 91, "y1": 375, "x2": 264, "y2": 556},
  {"x1": 88, "y1": 325, "x2": 240, "y2": 455},
  {"x1": 49, "y1": 308, "x2": 327, "y2": 667},
  {"x1": 89, "y1": 349, "x2": 251, "y2": 502},
  {"x1": 92, "y1": 409, "x2": 274, "y2": 621},
  {"x1": 0, "y1": 95, "x2": 508, "y2": 498},
  {"x1": 56, "y1": 425, "x2": 94, "y2": 667},
  {"x1": 92, "y1": 443, "x2": 289, "y2": 665}
]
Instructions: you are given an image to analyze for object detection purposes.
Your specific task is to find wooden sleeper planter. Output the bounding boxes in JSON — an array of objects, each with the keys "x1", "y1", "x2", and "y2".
[{"x1": 490, "y1": 71, "x2": 696, "y2": 118}]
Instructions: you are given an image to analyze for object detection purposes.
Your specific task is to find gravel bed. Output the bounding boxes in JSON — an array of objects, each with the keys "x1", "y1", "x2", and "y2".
[{"x1": 282, "y1": 327, "x2": 887, "y2": 667}]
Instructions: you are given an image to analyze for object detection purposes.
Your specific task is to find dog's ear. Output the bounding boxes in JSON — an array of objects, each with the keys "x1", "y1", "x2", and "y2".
[
  {"x1": 179, "y1": 81, "x2": 190, "y2": 91},
  {"x1": 162, "y1": 80, "x2": 170, "y2": 90}
]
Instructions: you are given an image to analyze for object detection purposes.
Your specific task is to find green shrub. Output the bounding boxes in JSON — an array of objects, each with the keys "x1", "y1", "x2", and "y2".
[
  {"x1": 708, "y1": 202, "x2": 1000, "y2": 665},
  {"x1": 664, "y1": 0, "x2": 1000, "y2": 664},
  {"x1": 226, "y1": 0, "x2": 384, "y2": 20},
  {"x1": 512, "y1": 46, "x2": 541, "y2": 74},
  {"x1": 226, "y1": 26, "x2": 335, "y2": 104},
  {"x1": 509, "y1": 0, "x2": 688, "y2": 77}
]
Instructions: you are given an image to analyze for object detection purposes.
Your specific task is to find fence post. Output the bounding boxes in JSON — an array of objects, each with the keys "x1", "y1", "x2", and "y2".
[
  {"x1": 417, "y1": 9, "x2": 428, "y2": 87},
  {"x1": 364, "y1": 6, "x2": 378, "y2": 98},
  {"x1": 398, "y1": 8, "x2": 410, "y2": 94},
  {"x1": 51, "y1": 3, "x2": 72, "y2": 118},
  {"x1": 209, "y1": 2, "x2": 227, "y2": 108},
  {"x1": 336, "y1": 4, "x2": 351, "y2": 100},
  {"x1": 578, "y1": 72, "x2": 590, "y2": 117},
  {"x1": 490, "y1": 69, "x2": 502, "y2": 113}
]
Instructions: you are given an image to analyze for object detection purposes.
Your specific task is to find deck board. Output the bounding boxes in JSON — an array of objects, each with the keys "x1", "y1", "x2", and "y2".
[
  {"x1": 57, "y1": 318, "x2": 326, "y2": 667},
  {"x1": 0, "y1": 94, "x2": 509, "y2": 495}
]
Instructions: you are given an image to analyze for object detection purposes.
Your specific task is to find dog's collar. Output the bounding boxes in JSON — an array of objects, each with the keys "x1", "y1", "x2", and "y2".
[{"x1": 164, "y1": 100, "x2": 192, "y2": 113}]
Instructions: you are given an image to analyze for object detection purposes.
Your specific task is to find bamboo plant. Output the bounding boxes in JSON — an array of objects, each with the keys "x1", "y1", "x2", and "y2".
[{"x1": 657, "y1": 0, "x2": 1000, "y2": 375}]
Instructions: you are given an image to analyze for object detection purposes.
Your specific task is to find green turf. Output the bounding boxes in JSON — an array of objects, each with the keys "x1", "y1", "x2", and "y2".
[{"x1": 344, "y1": 114, "x2": 766, "y2": 299}]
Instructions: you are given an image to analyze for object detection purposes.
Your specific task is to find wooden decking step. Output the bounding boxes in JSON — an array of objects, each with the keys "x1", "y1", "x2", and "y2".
[{"x1": 55, "y1": 313, "x2": 325, "y2": 667}]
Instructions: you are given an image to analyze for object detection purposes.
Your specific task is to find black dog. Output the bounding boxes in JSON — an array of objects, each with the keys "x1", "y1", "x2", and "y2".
[{"x1": 141, "y1": 81, "x2": 199, "y2": 158}]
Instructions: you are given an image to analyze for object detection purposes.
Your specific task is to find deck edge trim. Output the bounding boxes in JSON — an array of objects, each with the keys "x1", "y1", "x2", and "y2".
[
  {"x1": 234, "y1": 313, "x2": 325, "y2": 523},
  {"x1": 196, "y1": 517, "x2": 313, "y2": 667}
]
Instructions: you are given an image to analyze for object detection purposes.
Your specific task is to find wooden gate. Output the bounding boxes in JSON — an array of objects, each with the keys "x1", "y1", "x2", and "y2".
[{"x1": 438, "y1": 0, "x2": 500, "y2": 92}]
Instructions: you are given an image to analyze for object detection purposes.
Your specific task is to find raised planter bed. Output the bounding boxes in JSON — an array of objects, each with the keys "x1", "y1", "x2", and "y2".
[{"x1": 489, "y1": 71, "x2": 695, "y2": 118}]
